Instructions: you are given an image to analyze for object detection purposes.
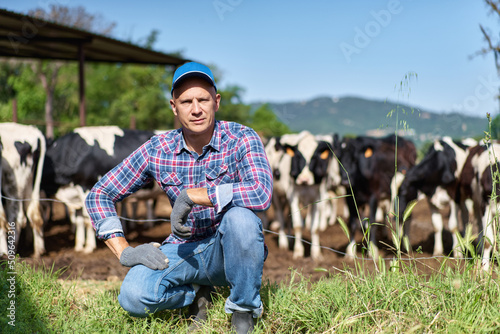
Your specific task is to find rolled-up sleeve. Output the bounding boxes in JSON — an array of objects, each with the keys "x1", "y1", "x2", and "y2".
[{"x1": 207, "y1": 130, "x2": 273, "y2": 213}]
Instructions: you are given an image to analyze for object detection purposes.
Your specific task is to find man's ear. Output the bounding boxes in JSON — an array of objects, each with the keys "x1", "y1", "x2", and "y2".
[
  {"x1": 215, "y1": 93, "x2": 221, "y2": 112},
  {"x1": 170, "y1": 99, "x2": 178, "y2": 116}
]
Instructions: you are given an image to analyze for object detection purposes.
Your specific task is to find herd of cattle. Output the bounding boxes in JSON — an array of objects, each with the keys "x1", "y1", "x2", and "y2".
[{"x1": 0, "y1": 122, "x2": 499, "y2": 270}]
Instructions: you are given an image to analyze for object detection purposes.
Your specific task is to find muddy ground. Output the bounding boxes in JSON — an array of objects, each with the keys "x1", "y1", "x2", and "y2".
[{"x1": 17, "y1": 196, "x2": 464, "y2": 284}]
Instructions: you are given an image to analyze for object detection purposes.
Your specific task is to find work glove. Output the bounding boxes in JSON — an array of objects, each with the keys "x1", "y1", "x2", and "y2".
[
  {"x1": 119, "y1": 242, "x2": 169, "y2": 270},
  {"x1": 170, "y1": 189, "x2": 195, "y2": 238}
]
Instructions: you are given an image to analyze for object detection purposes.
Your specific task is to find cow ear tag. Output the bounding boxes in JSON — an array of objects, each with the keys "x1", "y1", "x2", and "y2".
[
  {"x1": 364, "y1": 147, "x2": 373, "y2": 158},
  {"x1": 286, "y1": 147, "x2": 295, "y2": 157},
  {"x1": 320, "y1": 150, "x2": 330, "y2": 160}
]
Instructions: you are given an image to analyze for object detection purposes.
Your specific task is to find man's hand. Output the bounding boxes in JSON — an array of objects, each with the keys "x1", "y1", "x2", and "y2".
[
  {"x1": 170, "y1": 189, "x2": 195, "y2": 238},
  {"x1": 119, "y1": 242, "x2": 169, "y2": 270}
]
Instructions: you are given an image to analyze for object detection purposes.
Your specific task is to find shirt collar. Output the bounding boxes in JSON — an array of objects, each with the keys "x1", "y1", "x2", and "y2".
[{"x1": 173, "y1": 120, "x2": 222, "y2": 155}]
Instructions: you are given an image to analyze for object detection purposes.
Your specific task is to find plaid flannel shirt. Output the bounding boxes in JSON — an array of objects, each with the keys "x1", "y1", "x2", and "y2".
[{"x1": 85, "y1": 121, "x2": 273, "y2": 244}]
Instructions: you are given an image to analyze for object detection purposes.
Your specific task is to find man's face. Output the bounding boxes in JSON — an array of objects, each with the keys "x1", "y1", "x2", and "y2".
[{"x1": 170, "y1": 78, "x2": 221, "y2": 139}]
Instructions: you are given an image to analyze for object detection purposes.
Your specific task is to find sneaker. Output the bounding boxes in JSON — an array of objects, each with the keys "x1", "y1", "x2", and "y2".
[
  {"x1": 187, "y1": 285, "x2": 214, "y2": 330},
  {"x1": 231, "y1": 311, "x2": 255, "y2": 334}
]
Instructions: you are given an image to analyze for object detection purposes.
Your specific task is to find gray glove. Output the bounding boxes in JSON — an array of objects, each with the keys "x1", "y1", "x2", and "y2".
[
  {"x1": 170, "y1": 189, "x2": 195, "y2": 238},
  {"x1": 120, "y1": 242, "x2": 169, "y2": 270}
]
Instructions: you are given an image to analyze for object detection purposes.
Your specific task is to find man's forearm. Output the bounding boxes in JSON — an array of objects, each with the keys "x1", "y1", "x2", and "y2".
[
  {"x1": 186, "y1": 188, "x2": 213, "y2": 207},
  {"x1": 105, "y1": 189, "x2": 210, "y2": 259},
  {"x1": 105, "y1": 236, "x2": 130, "y2": 260}
]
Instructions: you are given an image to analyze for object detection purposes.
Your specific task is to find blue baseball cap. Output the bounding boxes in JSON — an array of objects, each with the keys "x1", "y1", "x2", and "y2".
[{"x1": 171, "y1": 62, "x2": 217, "y2": 95}]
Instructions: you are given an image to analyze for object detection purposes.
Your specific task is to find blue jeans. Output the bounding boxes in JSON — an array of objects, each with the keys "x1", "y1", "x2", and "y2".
[{"x1": 118, "y1": 207, "x2": 266, "y2": 318}]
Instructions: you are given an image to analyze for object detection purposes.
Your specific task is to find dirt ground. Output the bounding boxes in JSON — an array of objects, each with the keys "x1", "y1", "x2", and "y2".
[{"x1": 17, "y1": 195, "x2": 462, "y2": 284}]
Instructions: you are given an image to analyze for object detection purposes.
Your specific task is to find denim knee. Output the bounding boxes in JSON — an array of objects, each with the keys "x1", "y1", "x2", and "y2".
[
  {"x1": 220, "y1": 207, "x2": 263, "y2": 248},
  {"x1": 118, "y1": 284, "x2": 150, "y2": 317},
  {"x1": 118, "y1": 270, "x2": 157, "y2": 318}
]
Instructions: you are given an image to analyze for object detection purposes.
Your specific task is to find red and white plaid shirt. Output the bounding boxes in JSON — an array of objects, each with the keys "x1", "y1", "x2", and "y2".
[{"x1": 85, "y1": 121, "x2": 273, "y2": 244}]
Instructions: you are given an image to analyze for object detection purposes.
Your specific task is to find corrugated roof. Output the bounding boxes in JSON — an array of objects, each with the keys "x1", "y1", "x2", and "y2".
[{"x1": 0, "y1": 8, "x2": 187, "y2": 65}]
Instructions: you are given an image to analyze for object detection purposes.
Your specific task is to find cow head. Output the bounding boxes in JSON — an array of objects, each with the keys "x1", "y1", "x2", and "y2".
[
  {"x1": 309, "y1": 140, "x2": 333, "y2": 184},
  {"x1": 338, "y1": 136, "x2": 369, "y2": 187},
  {"x1": 399, "y1": 139, "x2": 459, "y2": 209},
  {"x1": 274, "y1": 132, "x2": 333, "y2": 186},
  {"x1": 434, "y1": 140, "x2": 458, "y2": 185}
]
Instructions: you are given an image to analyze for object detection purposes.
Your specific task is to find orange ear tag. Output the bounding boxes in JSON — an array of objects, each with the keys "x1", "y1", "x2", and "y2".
[
  {"x1": 320, "y1": 150, "x2": 330, "y2": 160},
  {"x1": 286, "y1": 147, "x2": 295, "y2": 157},
  {"x1": 364, "y1": 148, "x2": 373, "y2": 158}
]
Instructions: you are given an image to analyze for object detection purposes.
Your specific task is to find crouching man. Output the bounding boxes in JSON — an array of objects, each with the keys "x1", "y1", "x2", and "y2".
[{"x1": 85, "y1": 62, "x2": 273, "y2": 333}]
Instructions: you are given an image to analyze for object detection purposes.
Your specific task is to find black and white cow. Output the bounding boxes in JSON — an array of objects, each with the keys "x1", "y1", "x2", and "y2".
[
  {"x1": 398, "y1": 137, "x2": 470, "y2": 257},
  {"x1": 338, "y1": 134, "x2": 417, "y2": 259},
  {"x1": 457, "y1": 142, "x2": 500, "y2": 270},
  {"x1": 267, "y1": 131, "x2": 335, "y2": 260},
  {"x1": 315, "y1": 134, "x2": 344, "y2": 231},
  {"x1": 42, "y1": 126, "x2": 156, "y2": 253},
  {"x1": 0, "y1": 123, "x2": 46, "y2": 258}
]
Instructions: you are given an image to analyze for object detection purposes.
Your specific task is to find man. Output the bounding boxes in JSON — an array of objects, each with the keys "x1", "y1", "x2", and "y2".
[{"x1": 85, "y1": 62, "x2": 273, "y2": 333}]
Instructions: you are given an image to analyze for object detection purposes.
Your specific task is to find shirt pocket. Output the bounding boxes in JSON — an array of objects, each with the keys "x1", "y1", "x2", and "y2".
[
  {"x1": 160, "y1": 171, "x2": 183, "y2": 197},
  {"x1": 205, "y1": 163, "x2": 231, "y2": 186}
]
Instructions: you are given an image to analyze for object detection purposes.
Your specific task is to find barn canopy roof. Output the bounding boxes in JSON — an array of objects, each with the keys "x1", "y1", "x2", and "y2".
[
  {"x1": 0, "y1": 8, "x2": 187, "y2": 65},
  {"x1": 0, "y1": 8, "x2": 189, "y2": 129}
]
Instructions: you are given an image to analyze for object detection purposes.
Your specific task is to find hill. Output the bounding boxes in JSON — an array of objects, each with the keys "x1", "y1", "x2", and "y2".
[{"x1": 257, "y1": 96, "x2": 489, "y2": 146}]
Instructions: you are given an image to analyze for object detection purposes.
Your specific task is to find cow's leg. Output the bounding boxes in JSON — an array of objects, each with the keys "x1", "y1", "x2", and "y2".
[
  {"x1": 463, "y1": 199, "x2": 474, "y2": 228},
  {"x1": 127, "y1": 199, "x2": 138, "y2": 231},
  {"x1": 428, "y1": 200, "x2": 444, "y2": 256},
  {"x1": 480, "y1": 201, "x2": 497, "y2": 271},
  {"x1": 318, "y1": 198, "x2": 330, "y2": 232},
  {"x1": 328, "y1": 196, "x2": 338, "y2": 226},
  {"x1": 475, "y1": 202, "x2": 486, "y2": 255},
  {"x1": 144, "y1": 198, "x2": 156, "y2": 229},
  {"x1": 0, "y1": 226, "x2": 7, "y2": 256},
  {"x1": 368, "y1": 197, "x2": 380, "y2": 260},
  {"x1": 448, "y1": 200, "x2": 462, "y2": 258},
  {"x1": 290, "y1": 193, "x2": 305, "y2": 259},
  {"x1": 83, "y1": 216, "x2": 96, "y2": 253},
  {"x1": 310, "y1": 203, "x2": 323, "y2": 261},
  {"x1": 14, "y1": 198, "x2": 27, "y2": 251},
  {"x1": 274, "y1": 193, "x2": 289, "y2": 251},
  {"x1": 304, "y1": 206, "x2": 312, "y2": 230},
  {"x1": 345, "y1": 199, "x2": 358, "y2": 260},
  {"x1": 317, "y1": 182, "x2": 329, "y2": 232},
  {"x1": 116, "y1": 201, "x2": 130, "y2": 234},
  {"x1": 26, "y1": 200, "x2": 45, "y2": 258},
  {"x1": 74, "y1": 208, "x2": 85, "y2": 252}
]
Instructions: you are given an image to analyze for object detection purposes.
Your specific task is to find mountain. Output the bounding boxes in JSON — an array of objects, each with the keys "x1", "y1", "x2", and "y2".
[{"x1": 258, "y1": 96, "x2": 489, "y2": 146}]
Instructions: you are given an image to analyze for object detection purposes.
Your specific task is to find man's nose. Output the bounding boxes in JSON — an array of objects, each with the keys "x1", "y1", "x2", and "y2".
[{"x1": 192, "y1": 99, "x2": 202, "y2": 113}]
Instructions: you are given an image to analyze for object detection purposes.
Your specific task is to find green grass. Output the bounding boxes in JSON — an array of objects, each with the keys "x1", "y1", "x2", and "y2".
[{"x1": 1, "y1": 259, "x2": 500, "y2": 333}]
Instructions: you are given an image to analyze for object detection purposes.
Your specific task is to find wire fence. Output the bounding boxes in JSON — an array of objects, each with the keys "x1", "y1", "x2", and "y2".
[{"x1": 1, "y1": 194, "x2": 480, "y2": 262}]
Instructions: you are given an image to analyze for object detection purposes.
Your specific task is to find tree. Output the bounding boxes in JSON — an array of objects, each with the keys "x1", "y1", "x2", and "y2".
[
  {"x1": 0, "y1": 6, "x2": 291, "y2": 138},
  {"x1": 85, "y1": 61, "x2": 175, "y2": 130},
  {"x1": 476, "y1": 1, "x2": 500, "y2": 138},
  {"x1": 249, "y1": 103, "x2": 291, "y2": 137},
  {"x1": 0, "y1": 60, "x2": 25, "y2": 122},
  {"x1": 491, "y1": 112, "x2": 500, "y2": 139},
  {"x1": 24, "y1": 5, "x2": 117, "y2": 138},
  {"x1": 28, "y1": 5, "x2": 115, "y2": 36},
  {"x1": 217, "y1": 84, "x2": 252, "y2": 124}
]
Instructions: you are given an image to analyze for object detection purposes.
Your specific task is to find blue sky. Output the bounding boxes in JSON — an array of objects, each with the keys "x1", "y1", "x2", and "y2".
[{"x1": 2, "y1": 0, "x2": 499, "y2": 118}]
